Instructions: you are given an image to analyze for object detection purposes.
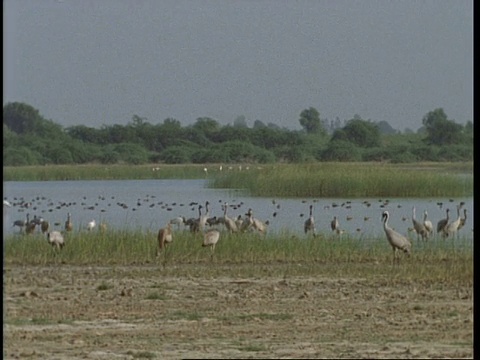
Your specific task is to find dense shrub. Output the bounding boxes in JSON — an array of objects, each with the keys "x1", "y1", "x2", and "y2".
[{"x1": 320, "y1": 140, "x2": 362, "y2": 161}]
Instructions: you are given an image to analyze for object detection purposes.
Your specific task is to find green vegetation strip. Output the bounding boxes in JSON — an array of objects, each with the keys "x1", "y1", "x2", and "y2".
[
  {"x1": 3, "y1": 162, "x2": 473, "y2": 197},
  {"x1": 4, "y1": 230, "x2": 472, "y2": 285}
]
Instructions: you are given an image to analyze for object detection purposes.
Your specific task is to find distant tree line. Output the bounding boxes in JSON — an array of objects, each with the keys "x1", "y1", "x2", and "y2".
[{"x1": 3, "y1": 102, "x2": 473, "y2": 166}]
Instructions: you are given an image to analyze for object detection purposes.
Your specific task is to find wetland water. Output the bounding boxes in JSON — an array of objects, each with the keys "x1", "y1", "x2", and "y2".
[{"x1": 3, "y1": 179, "x2": 473, "y2": 245}]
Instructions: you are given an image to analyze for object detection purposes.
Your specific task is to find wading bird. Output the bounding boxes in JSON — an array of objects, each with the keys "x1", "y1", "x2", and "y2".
[
  {"x1": 41, "y1": 219, "x2": 50, "y2": 234},
  {"x1": 304, "y1": 204, "x2": 316, "y2": 237},
  {"x1": 169, "y1": 216, "x2": 186, "y2": 230},
  {"x1": 443, "y1": 204, "x2": 463, "y2": 239},
  {"x1": 65, "y1": 212, "x2": 73, "y2": 232},
  {"x1": 186, "y1": 204, "x2": 203, "y2": 233},
  {"x1": 436, "y1": 208, "x2": 450, "y2": 235},
  {"x1": 412, "y1": 206, "x2": 428, "y2": 241},
  {"x1": 157, "y1": 223, "x2": 173, "y2": 257},
  {"x1": 13, "y1": 213, "x2": 29, "y2": 232},
  {"x1": 47, "y1": 231, "x2": 65, "y2": 250},
  {"x1": 457, "y1": 208, "x2": 467, "y2": 231},
  {"x1": 382, "y1": 211, "x2": 411, "y2": 264},
  {"x1": 331, "y1": 216, "x2": 339, "y2": 232},
  {"x1": 235, "y1": 215, "x2": 244, "y2": 230},
  {"x1": 244, "y1": 208, "x2": 269, "y2": 235},
  {"x1": 423, "y1": 210, "x2": 433, "y2": 238},
  {"x1": 199, "y1": 201, "x2": 210, "y2": 231},
  {"x1": 202, "y1": 228, "x2": 220, "y2": 258},
  {"x1": 87, "y1": 219, "x2": 96, "y2": 231},
  {"x1": 223, "y1": 202, "x2": 238, "y2": 233},
  {"x1": 25, "y1": 214, "x2": 37, "y2": 235}
]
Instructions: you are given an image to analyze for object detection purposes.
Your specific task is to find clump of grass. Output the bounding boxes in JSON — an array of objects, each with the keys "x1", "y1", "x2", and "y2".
[
  {"x1": 145, "y1": 291, "x2": 166, "y2": 300},
  {"x1": 96, "y1": 281, "x2": 113, "y2": 291},
  {"x1": 126, "y1": 350, "x2": 156, "y2": 359}
]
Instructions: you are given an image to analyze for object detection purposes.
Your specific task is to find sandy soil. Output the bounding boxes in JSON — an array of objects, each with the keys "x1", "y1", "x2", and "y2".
[{"x1": 3, "y1": 265, "x2": 473, "y2": 359}]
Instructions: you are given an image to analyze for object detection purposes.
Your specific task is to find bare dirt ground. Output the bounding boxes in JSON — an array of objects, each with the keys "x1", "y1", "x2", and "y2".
[{"x1": 4, "y1": 264, "x2": 473, "y2": 359}]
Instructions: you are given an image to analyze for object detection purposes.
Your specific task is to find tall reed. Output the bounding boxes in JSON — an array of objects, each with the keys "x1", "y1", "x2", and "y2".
[{"x1": 212, "y1": 162, "x2": 473, "y2": 197}]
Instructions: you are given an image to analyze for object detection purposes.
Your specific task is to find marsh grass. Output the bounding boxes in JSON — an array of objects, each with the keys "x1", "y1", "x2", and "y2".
[
  {"x1": 4, "y1": 229, "x2": 472, "y2": 285},
  {"x1": 212, "y1": 162, "x2": 473, "y2": 197}
]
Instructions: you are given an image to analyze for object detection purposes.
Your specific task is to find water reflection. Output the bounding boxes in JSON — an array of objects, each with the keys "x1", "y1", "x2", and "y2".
[{"x1": 3, "y1": 180, "x2": 473, "y2": 245}]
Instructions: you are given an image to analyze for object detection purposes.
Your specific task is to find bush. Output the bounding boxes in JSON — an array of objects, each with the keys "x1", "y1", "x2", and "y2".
[
  {"x1": 99, "y1": 146, "x2": 120, "y2": 164},
  {"x1": 437, "y1": 145, "x2": 473, "y2": 161},
  {"x1": 161, "y1": 146, "x2": 194, "y2": 164},
  {"x1": 320, "y1": 140, "x2": 362, "y2": 161},
  {"x1": 113, "y1": 143, "x2": 150, "y2": 164},
  {"x1": 3, "y1": 147, "x2": 40, "y2": 166},
  {"x1": 390, "y1": 151, "x2": 417, "y2": 163}
]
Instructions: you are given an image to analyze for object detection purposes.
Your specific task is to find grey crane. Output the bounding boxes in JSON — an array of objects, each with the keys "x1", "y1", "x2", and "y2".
[
  {"x1": 202, "y1": 228, "x2": 220, "y2": 258},
  {"x1": 382, "y1": 210, "x2": 411, "y2": 263},
  {"x1": 304, "y1": 204, "x2": 316, "y2": 237},
  {"x1": 412, "y1": 206, "x2": 428, "y2": 241},
  {"x1": 65, "y1": 212, "x2": 73, "y2": 232},
  {"x1": 13, "y1": 213, "x2": 29, "y2": 232},
  {"x1": 423, "y1": 210, "x2": 434, "y2": 238},
  {"x1": 223, "y1": 202, "x2": 238, "y2": 233},
  {"x1": 157, "y1": 222, "x2": 173, "y2": 257},
  {"x1": 443, "y1": 204, "x2": 463, "y2": 239},
  {"x1": 457, "y1": 208, "x2": 467, "y2": 231},
  {"x1": 243, "y1": 208, "x2": 268, "y2": 235},
  {"x1": 40, "y1": 219, "x2": 50, "y2": 234},
  {"x1": 331, "y1": 216, "x2": 339, "y2": 232},
  {"x1": 199, "y1": 201, "x2": 210, "y2": 231},
  {"x1": 436, "y1": 208, "x2": 450, "y2": 235},
  {"x1": 169, "y1": 216, "x2": 186, "y2": 230}
]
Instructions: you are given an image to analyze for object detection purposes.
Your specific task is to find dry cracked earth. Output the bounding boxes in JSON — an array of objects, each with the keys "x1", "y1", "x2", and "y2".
[{"x1": 3, "y1": 264, "x2": 473, "y2": 359}]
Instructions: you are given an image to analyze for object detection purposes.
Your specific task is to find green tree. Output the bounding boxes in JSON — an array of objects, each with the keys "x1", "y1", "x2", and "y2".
[
  {"x1": 66, "y1": 125, "x2": 102, "y2": 143},
  {"x1": 3, "y1": 102, "x2": 43, "y2": 134},
  {"x1": 422, "y1": 108, "x2": 463, "y2": 145},
  {"x1": 233, "y1": 115, "x2": 248, "y2": 128},
  {"x1": 376, "y1": 120, "x2": 398, "y2": 134},
  {"x1": 299, "y1": 107, "x2": 326, "y2": 135},
  {"x1": 193, "y1": 117, "x2": 220, "y2": 136},
  {"x1": 3, "y1": 102, "x2": 66, "y2": 140},
  {"x1": 332, "y1": 118, "x2": 380, "y2": 148}
]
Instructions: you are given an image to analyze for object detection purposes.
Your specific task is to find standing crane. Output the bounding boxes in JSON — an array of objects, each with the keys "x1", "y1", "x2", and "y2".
[
  {"x1": 382, "y1": 211, "x2": 411, "y2": 264},
  {"x1": 304, "y1": 204, "x2": 316, "y2": 237}
]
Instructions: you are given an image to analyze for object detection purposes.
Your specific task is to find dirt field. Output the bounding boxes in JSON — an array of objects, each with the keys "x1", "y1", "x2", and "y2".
[{"x1": 3, "y1": 264, "x2": 473, "y2": 359}]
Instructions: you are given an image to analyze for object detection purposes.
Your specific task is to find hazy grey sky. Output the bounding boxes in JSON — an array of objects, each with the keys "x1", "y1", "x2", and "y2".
[{"x1": 4, "y1": 0, "x2": 473, "y2": 132}]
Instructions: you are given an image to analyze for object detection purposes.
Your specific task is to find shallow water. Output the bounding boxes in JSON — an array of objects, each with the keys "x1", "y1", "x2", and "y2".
[{"x1": 3, "y1": 179, "x2": 473, "y2": 245}]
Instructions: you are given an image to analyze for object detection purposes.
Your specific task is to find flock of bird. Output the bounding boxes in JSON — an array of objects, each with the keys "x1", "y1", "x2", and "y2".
[
  {"x1": 4, "y1": 196, "x2": 470, "y2": 262},
  {"x1": 382, "y1": 202, "x2": 468, "y2": 263},
  {"x1": 157, "y1": 201, "x2": 270, "y2": 259}
]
